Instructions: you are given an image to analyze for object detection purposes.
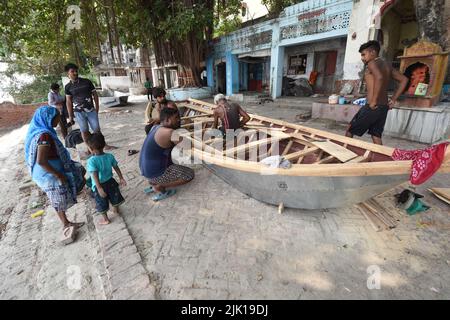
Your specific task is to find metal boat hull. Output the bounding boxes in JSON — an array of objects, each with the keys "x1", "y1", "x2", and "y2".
[{"x1": 206, "y1": 164, "x2": 408, "y2": 209}]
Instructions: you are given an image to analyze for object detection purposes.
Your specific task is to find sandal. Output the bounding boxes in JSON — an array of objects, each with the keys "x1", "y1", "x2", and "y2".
[
  {"x1": 68, "y1": 222, "x2": 85, "y2": 228},
  {"x1": 61, "y1": 226, "x2": 77, "y2": 245},
  {"x1": 144, "y1": 186, "x2": 155, "y2": 194},
  {"x1": 128, "y1": 149, "x2": 139, "y2": 156},
  {"x1": 151, "y1": 189, "x2": 177, "y2": 202}
]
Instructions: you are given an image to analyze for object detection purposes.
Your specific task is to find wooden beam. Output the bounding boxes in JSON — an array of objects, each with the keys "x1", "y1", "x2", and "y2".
[
  {"x1": 181, "y1": 114, "x2": 213, "y2": 120},
  {"x1": 283, "y1": 147, "x2": 319, "y2": 161},
  {"x1": 315, "y1": 156, "x2": 335, "y2": 164},
  {"x1": 282, "y1": 129, "x2": 300, "y2": 156},
  {"x1": 224, "y1": 137, "x2": 288, "y2": 157},
  {"x1": 188, "y1": 98, "x2": 396, "y2": 157},
  {"x1": 181, "y1": 119, "x2": 214, "y2": 129}
]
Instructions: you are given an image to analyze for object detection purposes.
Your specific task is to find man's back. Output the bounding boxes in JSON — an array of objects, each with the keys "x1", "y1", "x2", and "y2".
[
  {"x1": 215, "y1": 102, "x2": 241, "y2": 131},
  {"x1": 140, "y1": 126, "x2": 173, "y2": 178}
]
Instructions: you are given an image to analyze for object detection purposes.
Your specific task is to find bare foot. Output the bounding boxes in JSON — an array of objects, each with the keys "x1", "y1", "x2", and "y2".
[
  {"x1": 112, "y1": 206, "x2": 120, "y2": 215},
  {"x1": 98, "y1": 216, "x2": 110, "y2": 225}
]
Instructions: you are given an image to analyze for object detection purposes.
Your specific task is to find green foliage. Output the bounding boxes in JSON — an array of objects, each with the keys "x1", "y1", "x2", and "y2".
[
  {"x1": 8, "y1": 75, "x2": 61, "y2": 104},
  {"x1": 261, "y1": 0, "x2": 302, "y2": 17},
  {"x1": 0, "y1": 0, "x2": 246, "y2": 90}
]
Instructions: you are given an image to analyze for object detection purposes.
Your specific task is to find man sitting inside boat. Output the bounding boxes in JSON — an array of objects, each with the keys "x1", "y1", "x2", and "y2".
[
  {"x1": 212, "y1": 94, "x2": 250, "y2": 135},
  {"x1": 140, "y1": 106, "x2": 194, "y2": 201}
]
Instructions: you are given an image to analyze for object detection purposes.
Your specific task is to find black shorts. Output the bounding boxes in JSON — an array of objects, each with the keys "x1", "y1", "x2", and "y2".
[
  {"x1": 93, "y1": 178, "x2": 125, "y2": 214},
  {"x1": 348, "y1": 105, "x2": 389, "y2": 138}
]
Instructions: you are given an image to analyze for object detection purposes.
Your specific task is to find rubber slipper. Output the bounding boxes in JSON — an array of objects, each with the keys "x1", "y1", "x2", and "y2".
[
  {"x1": 61, "y1": 226, "x2": 77, "y2": 245},
  {"x1": 144, "y1": 186, "x2": 155, "y2": 194},
  {"x1": 128, "y1": 149, "x2": 139, "y2": 156},
  {"x1": 152, "y1": 189, "x2": 177, "y2": 202}
]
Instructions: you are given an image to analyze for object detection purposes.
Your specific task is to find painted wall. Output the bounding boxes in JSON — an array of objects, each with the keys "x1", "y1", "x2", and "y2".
[
  {"x1": 283, "y1": 38, "x2": 347, "y2": 80},
  {"x1": 342, "y1": 0, "x2": 377, "y2": 80},
  {"x1": 209, "y1": 0, "x2": 354, "y2": 98}
]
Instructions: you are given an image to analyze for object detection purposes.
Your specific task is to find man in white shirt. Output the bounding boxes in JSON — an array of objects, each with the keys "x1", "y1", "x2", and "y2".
[{"x1": 48, "y1": 83, "x2": 68, "y2": 138}]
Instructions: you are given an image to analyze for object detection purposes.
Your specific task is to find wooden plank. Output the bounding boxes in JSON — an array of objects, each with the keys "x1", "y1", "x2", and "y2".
[
  {"x1": 282, "y1": 129, "x2": 300, "y2": 156},
  {"x1": 361, "y1": 202, "x2": 396, "y2": 228},
  {"x1": 355, "y1": 204, "x2": 383, "y2": 232},
  {"x1": 284, "y1": 147, "x2": 319, "y2": 161},
  {"x1": 224, "y1": 137, "x2": 288, "y2": 157},
  {"x1": 429, "y1": 188, "x2": 450, "y2": 205},
  {"x1": 346, "y1": 156, "x2": 368, "y2": 163},
  {"x1": 284, "y1": 132, "x2": 358, "y2": 162},
  {"x1": 315, "y1": 156, "x2": 335, "y2": 164},
  {"x1": 188, "y1": 98, "x2": 396, "y2": 156},
  {"x1": 181, "y1": 114, "x2": 213, "y2": 120},
  {"x1": 181, "y1": 119, "x2": 214, "y2": 128},
  {"x1": 309, "y1": 140, "x2": 358, "y2": 162}
]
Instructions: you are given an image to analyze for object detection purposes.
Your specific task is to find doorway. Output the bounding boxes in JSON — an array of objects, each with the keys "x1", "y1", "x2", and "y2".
[
  {"x1": 217, "y1": 62, "x2": 226, "y2": 94},
  {"x1": 313, "y1": 51, "x2": 337, "y2": 94}
]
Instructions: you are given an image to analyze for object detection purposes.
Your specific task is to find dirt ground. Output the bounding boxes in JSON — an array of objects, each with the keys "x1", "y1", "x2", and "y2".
[{"x1": 0, "y1": 96, "x2": 449, "y2": 300}]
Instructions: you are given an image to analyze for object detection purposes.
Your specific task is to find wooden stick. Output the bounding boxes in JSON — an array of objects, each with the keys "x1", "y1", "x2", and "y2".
[{"x1": 355, "y1": 204, "x2": 382, "y2": 232}]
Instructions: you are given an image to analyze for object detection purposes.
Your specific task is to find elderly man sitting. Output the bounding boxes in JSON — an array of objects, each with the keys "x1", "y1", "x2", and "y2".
[{"x1": 212, "y1": 94, "x2": 250, "y2": 135}]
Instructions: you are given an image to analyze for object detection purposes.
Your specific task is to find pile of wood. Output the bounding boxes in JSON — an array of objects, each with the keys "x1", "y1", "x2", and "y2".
[
  {"x1": 355, "y1": 198, "x2": 404, "y2": 232},
  {"x1": 429, "y1": 188, "x2": 450, "y2": 205}
]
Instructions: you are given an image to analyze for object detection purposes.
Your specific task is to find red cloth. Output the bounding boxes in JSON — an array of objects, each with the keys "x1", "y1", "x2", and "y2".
[{"x1": 392, "y1": 142, "x2": 448, "y2": 185}]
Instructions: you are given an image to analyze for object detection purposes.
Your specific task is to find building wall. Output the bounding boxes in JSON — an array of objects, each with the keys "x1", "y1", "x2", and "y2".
[
  {"x1": 209, "y1": 0, "x2": 354, "y2": 98},
  {"x1": 283, "y1": 38, "x2": 347, "y2": 80},
  {"x1": 342, "y1": 0, "x2": 376, "y2": 82}
]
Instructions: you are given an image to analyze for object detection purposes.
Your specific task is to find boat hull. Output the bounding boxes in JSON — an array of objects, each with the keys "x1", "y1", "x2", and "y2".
[{"x1": 206, "y1": 164, "x2": 408, "y2": 209}]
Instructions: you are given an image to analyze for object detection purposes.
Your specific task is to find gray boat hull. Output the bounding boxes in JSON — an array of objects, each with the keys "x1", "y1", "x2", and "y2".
[{"x1": 206, "y1": 164, "x2": 408, "y2": 209}]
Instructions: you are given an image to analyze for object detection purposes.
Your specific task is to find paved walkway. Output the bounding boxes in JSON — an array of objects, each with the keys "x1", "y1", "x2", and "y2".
[{"x1": 0, "y1": 97, "x2": 449, "y2": 299}]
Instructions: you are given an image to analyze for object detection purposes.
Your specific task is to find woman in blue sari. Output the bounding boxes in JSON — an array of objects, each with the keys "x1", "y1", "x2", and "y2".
[{"x1": 25, "y1": 106, "x2": 85, "y2": 239}]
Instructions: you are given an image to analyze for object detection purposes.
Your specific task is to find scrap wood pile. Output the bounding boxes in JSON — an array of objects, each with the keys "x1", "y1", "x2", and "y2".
[
  {"x1": 428, "y1": 188, "x2": 450, "y2": 205},
  {"x1": 355, "y1": 198, "x2": 404, "y2": 232}
]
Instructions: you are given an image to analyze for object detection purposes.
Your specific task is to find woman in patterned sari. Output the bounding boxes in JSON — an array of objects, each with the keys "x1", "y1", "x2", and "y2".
[{"x1": 25, "y1": 106, "x2": 86, "y2": 241}]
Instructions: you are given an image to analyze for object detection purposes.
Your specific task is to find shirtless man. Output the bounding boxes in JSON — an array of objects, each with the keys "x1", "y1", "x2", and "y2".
[
  {"x1": 346, "y1": 41, "x2": 408, "y2": 145},
  {"x1": 212, "y1": 94, "x2": 250, "y2": 135}
]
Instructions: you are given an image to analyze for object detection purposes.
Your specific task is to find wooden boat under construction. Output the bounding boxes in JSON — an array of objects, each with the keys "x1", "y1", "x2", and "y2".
[{"x1": 173, "y1": 98, "x2": 450, "y2": 209}]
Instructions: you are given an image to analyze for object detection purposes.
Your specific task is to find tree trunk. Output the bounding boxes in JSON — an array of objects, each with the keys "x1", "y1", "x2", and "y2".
[
  {"x1": 414, "y1": 0, "x2": 449, "y2": 83},
  {"x1": 109, "y1": 0, "x2": 123, "y2": 65},
  {"x1": 414, "y1": 0, "x2": 446, "y2": 47},
  {"x1": 92, "y1": 2, "x2": 104, "y2": 64},
  {"x1": 103, "y1": 2, "x2": 116, "y2": 65}
]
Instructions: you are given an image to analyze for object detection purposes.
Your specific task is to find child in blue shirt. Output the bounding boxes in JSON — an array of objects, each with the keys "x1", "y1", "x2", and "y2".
[{"x1": 87, "y1": 133, "x2": 126, "y2": 225}]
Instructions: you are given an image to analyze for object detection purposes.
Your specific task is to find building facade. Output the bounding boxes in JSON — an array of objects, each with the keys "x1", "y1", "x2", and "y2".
[{"x1": 207, "y1": 0, "x2": 450, "y2": 99}]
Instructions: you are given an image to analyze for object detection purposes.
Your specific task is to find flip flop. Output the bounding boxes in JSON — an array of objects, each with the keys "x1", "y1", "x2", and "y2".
[
  {"x1": 61, "y1": 226, "x2": 77, "y2": 245},
  {"x1": 68, "y1": 222, "x2": 85, "y2": 228},
  {"x1": 152, "y1": 189, "x2": 177, "y2": 202},
  {"x1": 144, "y1": 186, "x2": 155, "y2": 194},
  {"x1": 128, "y1": 149, "x2": 139, "y2": 156}
]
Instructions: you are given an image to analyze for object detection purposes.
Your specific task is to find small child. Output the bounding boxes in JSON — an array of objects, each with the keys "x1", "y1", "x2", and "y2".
[{"x1": 87, "y1": 133, "x2": 126, "y2": 225}]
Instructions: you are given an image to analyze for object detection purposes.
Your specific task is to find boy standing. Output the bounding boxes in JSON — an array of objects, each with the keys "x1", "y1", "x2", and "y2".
[{"x1": 87, "y1": 133, "x2": 126, "y2": 225}]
